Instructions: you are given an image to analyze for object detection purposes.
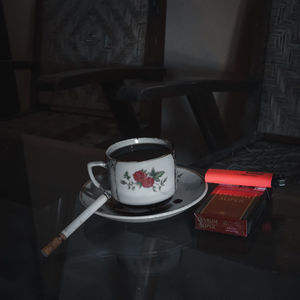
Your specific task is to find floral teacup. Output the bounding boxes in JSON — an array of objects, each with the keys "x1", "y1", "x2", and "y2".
[{"x1": 87, "y1": 137, "x2": 176, "y2": 206}]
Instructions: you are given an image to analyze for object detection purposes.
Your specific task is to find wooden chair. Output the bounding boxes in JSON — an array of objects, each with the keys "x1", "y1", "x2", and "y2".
[
  {"x1": 0, "y1": 0, "x2": 266, "y2": 151},
  {"x1": 33, "y1": 1, "x2": 270, "y2": 155},
  {"x1": 111, "y1": 0, "x2": 300, "y2": 182},
  {"x1": 15, "y1": 0, "x2": 261, "y2": 153},
  {"x1": 113, "y1": 0, "x2": 270, "y2": 156},
  {"x1": 208, "y1": 0, "x2": 300, "y2": 182},
  {"x1": 4, "y1": 0, "x2": 300, "y2": 181},
  {"x1": 1, "y1": 0, "x2": 166, "y2": 145}
]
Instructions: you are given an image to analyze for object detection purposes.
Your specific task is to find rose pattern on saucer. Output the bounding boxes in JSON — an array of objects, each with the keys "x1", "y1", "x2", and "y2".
[{"x1": 121, "y1": 168, "x2": 167, "y2": 191}]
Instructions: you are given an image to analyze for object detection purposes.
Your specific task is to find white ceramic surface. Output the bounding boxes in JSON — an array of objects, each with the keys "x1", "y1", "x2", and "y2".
[
  {"x1": 87, "y1": 138, "x2": 176, "y2": 206},
  {"x1": 79, "y1": 166, "x2": 208, "y2": 223}
]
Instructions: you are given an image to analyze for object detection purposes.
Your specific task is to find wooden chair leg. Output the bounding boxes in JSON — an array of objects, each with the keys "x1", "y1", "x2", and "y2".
[
  {"x1": 102, "y1": 82, "x2": 141, "y2": 138},
  {"x1": 139, "y1": 98, "x2": 162, "y2": 137},
  {"x1": 187, "y1": 90, "x2": 231, "y2": 152}
]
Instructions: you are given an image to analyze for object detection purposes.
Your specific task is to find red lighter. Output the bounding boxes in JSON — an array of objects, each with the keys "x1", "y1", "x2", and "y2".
[{"x1": 205, "y1": 169, "x2": 285, "y2": 188}]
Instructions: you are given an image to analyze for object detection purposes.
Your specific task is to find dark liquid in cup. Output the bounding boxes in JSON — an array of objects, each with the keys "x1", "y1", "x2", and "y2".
[{"x1": 110, "y1": 143, "x2": 171, "y2": 162}]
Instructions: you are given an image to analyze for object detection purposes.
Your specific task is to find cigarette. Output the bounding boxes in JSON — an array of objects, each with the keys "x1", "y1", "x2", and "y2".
[{"x1": 41, "y1": 194, "x2": 108, "y2": 257}]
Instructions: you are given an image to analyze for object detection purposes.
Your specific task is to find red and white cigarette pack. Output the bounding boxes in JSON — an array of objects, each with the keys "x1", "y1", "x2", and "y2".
[{"x1": 195, "y1": 169, "x2": 271, "y2": 237}]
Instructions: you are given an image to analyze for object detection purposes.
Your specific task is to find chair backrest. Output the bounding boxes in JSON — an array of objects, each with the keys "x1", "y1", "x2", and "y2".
[
  {"x1": 32, "y1": 0, "x2": 166, "y2": 115},
  {"x1": 220, "y1": 0, "x2": 300, "y2": 143},
  {"x1": 258, "y1": 0, "x2": 300, "y2": 138}
]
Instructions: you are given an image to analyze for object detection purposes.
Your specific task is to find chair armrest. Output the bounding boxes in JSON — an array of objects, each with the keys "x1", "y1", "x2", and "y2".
[
  {"x1": 116, "y1": 77, "x2": 259, "y2": 153},
  {"x1": 116, "y1": 78, "x2": 260, "y2": 102},
  {"x1": 37, "y1": 66, "x2": 166, "y2": 91}
]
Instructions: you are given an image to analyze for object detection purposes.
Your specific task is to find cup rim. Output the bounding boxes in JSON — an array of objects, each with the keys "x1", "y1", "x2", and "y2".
[{"x1": 106, "y1": 137, "x2": 173, "y2": 162}]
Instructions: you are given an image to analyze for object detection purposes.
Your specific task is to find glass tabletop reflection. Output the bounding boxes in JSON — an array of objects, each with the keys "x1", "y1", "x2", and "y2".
[{"x1": 2, "y1": 132, "x2": 300, "y2": 300}]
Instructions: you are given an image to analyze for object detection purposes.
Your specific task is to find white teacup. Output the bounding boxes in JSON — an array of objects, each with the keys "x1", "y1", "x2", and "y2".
[{"x1": 87, "y1": 137, "x2": 176, "y2": 206}]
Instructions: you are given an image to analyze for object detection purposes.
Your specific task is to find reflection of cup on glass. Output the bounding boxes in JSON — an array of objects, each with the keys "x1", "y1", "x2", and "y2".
[
  {"x1": 87, "y1": 137, "x2": 176, "y2": 206},
  {"x1": 117, "y1": 239, "x2": 182, "y2": 275}
]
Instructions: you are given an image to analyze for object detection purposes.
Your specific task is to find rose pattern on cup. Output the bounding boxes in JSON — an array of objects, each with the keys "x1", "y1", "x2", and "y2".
[{"x1": 121, "y1": 168, "x2": 168, "y2": 192}]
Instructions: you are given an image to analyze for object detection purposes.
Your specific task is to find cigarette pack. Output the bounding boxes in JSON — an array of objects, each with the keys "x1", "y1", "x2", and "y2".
[{"x1": 195, "y1": 169, "x2": 270, "y2": 237}]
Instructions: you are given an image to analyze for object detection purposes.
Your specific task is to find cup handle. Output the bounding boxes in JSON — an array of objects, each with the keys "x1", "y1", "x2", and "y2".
[{"x1": 87, "y1": 161, "x2": 107, "y2": 188}]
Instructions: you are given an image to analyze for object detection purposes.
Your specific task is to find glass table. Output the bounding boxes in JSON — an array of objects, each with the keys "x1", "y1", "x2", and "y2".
[{"x1": 2, "y1": 132, "x2": 300, "y2": 300}]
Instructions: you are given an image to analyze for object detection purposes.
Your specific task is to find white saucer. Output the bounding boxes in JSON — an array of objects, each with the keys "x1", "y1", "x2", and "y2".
[{"x1": 79, "y1": 166, "x2": 208, "y2": 223}]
